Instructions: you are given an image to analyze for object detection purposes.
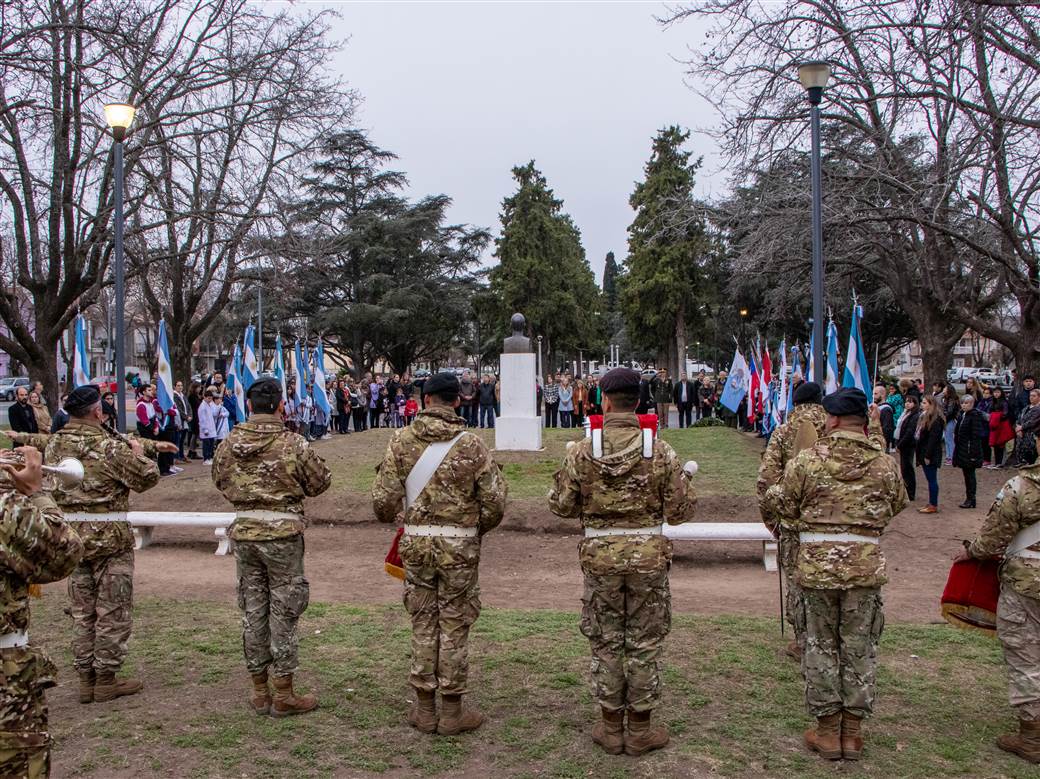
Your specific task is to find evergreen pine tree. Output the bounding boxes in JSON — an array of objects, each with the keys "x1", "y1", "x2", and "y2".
[{"x1": 602, "y1": 251, "x2": 620, "y2": 313}]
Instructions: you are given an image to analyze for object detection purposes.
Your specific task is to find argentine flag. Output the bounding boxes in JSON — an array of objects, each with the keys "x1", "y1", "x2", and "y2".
[
  {"x1": 155, "y1": 320, "x2": 175, "y2": 419},
  {"x1": 242, "y1": 325, "x2": 258, "y2": 393},
  {"x1": 73, "y1": 315, "x2": 91, "y2": 388},
  {"x1": 825, "y1": 320, "x2": 840, "y2": 395},
  {"x1": 806, "y1": 332, "x2": 815, "y2": 384},
  {"x1": 273, "y1": 335, "x2": 287, "y2": 401},
  {"x1": 720, "y1": 347, "x2": 749, "y2": 413},
  {"x1": 842, "y1": 304, "x2": 873, "y2": 398},
  {"x1": 312, "y1": 341, "x2": 331, "y2": 415},
  {"x1": 228, "y1": 343, "x2": 246, "y2": 421},
  {"x1": 293, "y1": 339, "x2": 307, "y2": 406}
]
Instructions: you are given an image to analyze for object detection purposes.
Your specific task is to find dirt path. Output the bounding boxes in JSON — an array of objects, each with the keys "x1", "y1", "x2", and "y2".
[{"x1": 70, "y1": 461, "x2": 1009, "y2": 624}]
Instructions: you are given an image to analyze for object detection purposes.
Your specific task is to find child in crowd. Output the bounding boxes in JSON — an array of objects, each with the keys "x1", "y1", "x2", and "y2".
[
  {"x1": 378, "y1": 386, "x2": 391, "y2": 428},
  {"x1": 404, "y1": 393, "x2": 419, "y2": 426},
  {"x1": 394, "y1": 388, "x2": 406, "y2": 428}
]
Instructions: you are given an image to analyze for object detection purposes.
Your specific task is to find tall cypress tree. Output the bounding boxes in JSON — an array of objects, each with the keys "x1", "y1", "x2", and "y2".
[{"x1": 602, "y1": 251, "x2": 620, "y2": 312}]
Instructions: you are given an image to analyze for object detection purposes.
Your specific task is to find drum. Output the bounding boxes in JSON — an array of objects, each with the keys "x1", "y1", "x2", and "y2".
[
  {"x1": 385, "y1": 526, "x2": 405, "y2": 581},
  {"x1": 940, "y1": 557, "x2": 1001, "y2": 635}
]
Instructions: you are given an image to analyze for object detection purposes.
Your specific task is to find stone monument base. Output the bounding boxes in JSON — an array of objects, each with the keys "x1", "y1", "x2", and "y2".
[{"x1": 495, "y1": 415, "x2": 542, "y2": 451}]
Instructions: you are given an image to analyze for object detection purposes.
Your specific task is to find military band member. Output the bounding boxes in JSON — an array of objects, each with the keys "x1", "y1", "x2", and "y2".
[
  {"x1": 212, "y1": 377, "x2": 331, "y2": 717},
  {"x1": 756, "y1": 381, "x2": 827, "y2": 659},
  {"x1": 44, "y1": 385, "x2": 161, "y2": 704},
  {"x1": 959, "y1": 461, "x2": 1040, "y2": 764},
  {"x1": 0, "y1": 448, "x2": 83, "y2": 778},
  {"x1": 762, "y1": 387, "x2": 907, "y2": 762},
  {"x1": 548, "y1": 367, "x2": 693, "y2": 756},
  {"x1": 372, "y1": 372, "x2": 507, "y2": 736}
]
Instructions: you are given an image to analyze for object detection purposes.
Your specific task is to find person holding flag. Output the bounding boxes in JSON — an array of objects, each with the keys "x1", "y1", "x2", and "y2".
[
  {"x1": 720, "y1": 346, "x2": 749, "y2": 430},
  {"x1": 73, "y1": 314, "x2": 91, "y2": 388},
  {"x1": 242, "y1": 325, "x2": 259, "y2": 394},
  {"x1": 273, "y1": 335, "x2": 288, "y2": 405},
  {"x1": 841, "y1": 300, "x2": 873, "y2": 399},
  {"x1": 311, "y1": 341, "x2": 332, "y2": 440},
  {"x1": 227, "y1": 344, "x2": 247, "y2": 427},
  {"x1": 152, "y1": 320, "x2": 180, "y2": 475},
  {"x1": 825, "y1": 319, "x2": 841, "y2": 395}
]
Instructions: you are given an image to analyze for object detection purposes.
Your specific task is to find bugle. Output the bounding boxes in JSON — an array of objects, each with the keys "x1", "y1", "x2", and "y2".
[{"x1": 0, "y1": 453, "x2": 85, "y2": 486}]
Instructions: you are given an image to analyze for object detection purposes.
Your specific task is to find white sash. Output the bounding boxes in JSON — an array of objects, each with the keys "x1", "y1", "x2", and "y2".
[
  {"x1": 404, "y1": 432, "x2": 468, "y2": 512},
  {"x1": 1008, "y1": 521, "x2": 1040, "y2": 558}
]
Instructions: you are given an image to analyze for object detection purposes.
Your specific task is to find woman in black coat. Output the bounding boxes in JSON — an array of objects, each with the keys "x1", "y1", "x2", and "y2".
[
  {"x1": 915, "y1": 394, "x2": 946, "y2": 513},
  {"x1": 894, "y1": 393, "x2": 921, "y2": 500},
  {"x1": 952, "y1": 394, "x2": 988, "y2": 508}
]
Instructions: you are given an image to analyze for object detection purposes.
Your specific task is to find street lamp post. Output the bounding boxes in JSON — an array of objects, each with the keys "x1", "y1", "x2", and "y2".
[
  {"x1": 536, "y1": 336, "x2": 543, "y2": 384},
  {"x1": 104, "y1": 102, "x2": 136, "y2": 432},
  {"x1": 798, "y1": 60, "x2": 831, "y2": 383}
]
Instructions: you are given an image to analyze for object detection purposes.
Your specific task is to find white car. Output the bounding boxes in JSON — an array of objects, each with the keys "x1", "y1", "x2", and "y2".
[{"x1": 0, "y1": 377, "x2": 30, "y2": 402}]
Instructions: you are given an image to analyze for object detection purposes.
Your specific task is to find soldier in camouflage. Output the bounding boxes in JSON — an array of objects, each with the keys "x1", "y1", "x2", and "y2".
[
  {"x1": 372, "y1": 372, "x2": 506, "y2": 736},
  {"x1": 0, "y1": 447, "x2": 83, "y2": 779},
  {"x1": 211, "y1": 377, "x2": 331, "y2": 717},
  {"x1": 44, "y1": 385, "x2": 161, "y2": 705},
  {"x1": 960, "y1": 462, "x2": 1040, "y2": 764},
  {"x1": 756, "y1": 381, "x2": 827, "y2": 660},
  {"x1": 549, "y1": 367, "x2": 694, "y2": 756},
  {"x1": 762, "y1": 387, "x2": 907, "y2": 762}
]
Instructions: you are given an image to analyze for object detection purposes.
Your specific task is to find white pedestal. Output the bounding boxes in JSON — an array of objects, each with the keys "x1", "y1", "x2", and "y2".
[{"x1": 496, "y1": 352, "x2": 542, "y2": 451}]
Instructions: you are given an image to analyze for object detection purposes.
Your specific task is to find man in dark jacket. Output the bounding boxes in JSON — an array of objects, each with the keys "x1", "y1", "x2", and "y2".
[
  {"x1": 1012, "y1": 376, "x2": 1036, "y2": 424},
  {"x1": 7, "y1": 387, "x2": 38, "y2": 437},
  {"x1": 478, "y1": 373, "x2": 497, "y2": 429},
  {"x1": 673, "y1": 372, "x2": 697, "y2": 428}
]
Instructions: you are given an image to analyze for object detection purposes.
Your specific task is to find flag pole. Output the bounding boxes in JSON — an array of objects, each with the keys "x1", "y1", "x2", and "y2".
[{"x1": 872, "y1": 343, "x2": 879, "y2": 388}]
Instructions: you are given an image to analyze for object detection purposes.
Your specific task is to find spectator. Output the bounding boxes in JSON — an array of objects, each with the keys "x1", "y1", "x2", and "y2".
[
  {"x1": 673, "y1": 371, "x2": 696, "y2": 428},
  {"x1": 888, "y1": 381, "x2": 907, "y2": 422},
  {"x1": 587, "y1": 378, "x2": 602, "y2": 416},
  {"x1": 404, "y1": 393, "x2": 419, "y2": 425},
  {"x1": 988, "y1": 386, "x2": 1015, "y2": 469},
  {"x1": 653, "y1": 369, "x2": 673, "y2": 428},
  {"x1": 1015, "y1": 387, "x2": 1040, "y2": 466},
  {"x1": 7, "y1": 386, "x2": 38, "y2": 437},
  {"x1": 28, "y1": 390, "x2": 51, "y2": 433},
  {"x1": 637, "y1": 373, "x2": 655, "y2": 415},
  {"x1": 977, "y1": 385, "x2": 994, "y2": 465},
  {"x1": 573, "y1": 378, "x2": 587, "y2": 428},
  {"x1": 335, "y1": 380, "x2": 350, "y2": 434},
  {"x1": 941, "y1": 384, "x2": 960, "y2": 463},
  {"x1": 478, "y1": 373, "x2": 497, "y2": 429},
  {"x1": 873, "y1": 386, "x2": 895, "y2": 451},
  {"x1": 459, "y1": 369, "x2": 477, "y2": 427},
  {"x1": 558, "y1": 376, "x2": 574, "y2": 428},
  {"x1": 348, "y1": 379, "x2": 366, "y2": 432},
  {"x1": 543, "y1": 375, "x2": 560, "y2": 428},
  {"x1": 963, "y1": 376, "x2": 984, "y2": 404},
  {"x1": 99, "y1": 391, "x2": 117, "y2": 430},
  {"x1": 299, "y1": 386, "x2": 314, "y2": 440},
  {"x1": 186, "y1": 381, "x2": 202, "y2": 458},
  {"x1": 198, "y1": 386, "x2": 229, "y2": 464},
  {"x1": 49, "y1": 393, "x2": 70, "y2": 433},
  {"x1": 915, "y1": 393, "x2": 946, "y2": 513},
  {"x1": 284, "y1": 381, "x2": 298, "y2": 434},
  {"x1": 894, "y1": 392, "x2": 921, "y2": 500},
  {"x1": 699, "y1": 371, "x2": 715, "y2": 420},
  {"x1": 173, "y1": 380, "x2": 191, "y2": 463},
  {"x1": 953, "y1": 394, "x2": 988, "y2": 509},
  {"x1": 380, "y1": 385, "x2": 393, "y2": 428}
]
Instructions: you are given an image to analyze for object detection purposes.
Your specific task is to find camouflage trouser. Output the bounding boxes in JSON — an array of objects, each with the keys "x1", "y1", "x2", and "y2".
[
  {"x1": 0, "y1": 647, "x2": 53, "y2": 779},
  {"x1": 67, "y1": 549, "x2": 135, "y2": 673},
  {"x1": 580, "y1": 569, "x2": 671, "y2": 713},
  {"x1": 235, "y1": 536, "x2": 309, "y2": 677},
  {"x1": 779, "y1": 531, "x2": 802, "y2": 644},
  {"x1": 997, "y1": 587, "x2": 1040, "y2": 721},
  {"x1": 799, "y1": 587, "x2": 884, "y2": 718},
  {"x1": 403, "y1": 562, "x2": 480, "y2": 695}
]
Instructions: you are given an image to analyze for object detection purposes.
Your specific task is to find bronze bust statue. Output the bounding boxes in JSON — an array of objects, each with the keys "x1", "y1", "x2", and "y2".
[{"x1": 502, "y1": 313, "x2": 532, "y2": 354}]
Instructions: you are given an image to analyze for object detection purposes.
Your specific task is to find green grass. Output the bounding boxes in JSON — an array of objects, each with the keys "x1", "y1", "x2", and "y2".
[{"x1": 34, "y1": 594, "x2": 1036, "y2": 778}]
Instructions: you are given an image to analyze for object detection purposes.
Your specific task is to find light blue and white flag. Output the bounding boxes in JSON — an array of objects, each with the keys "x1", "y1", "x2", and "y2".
[
  {"x1": 228, "y1": 343, "x2": 246, "y2": 421},
  {"x1": 825, "y1": 320, "x2": 840, "y2": 395},
  {"x1": 776, "y1": 338, "x2": 790, "y2": 419},
  {"x1": 155, "y1": 319, "x2": 175, "y2": 417},
  {"x1": 842, "y1": 303, "x2": 873, "y2": 398},
  {"x1": 293, "y1": 339, "x2": 307, "y2": 405},
  {"x1": 242, "y1": 325, "x2": 258, "y2": 393},
  {"x1": 73, "y1": 315, "x2": 91, "y2": 388},
  {"x1": 312, "y1": 341, "x2": 331, "y2": 415},
  {"x1": 720, "y1": 347, "x2": 749, "y2": 413},
  {"x1": 273, "y1": 334, "x2": 287, "y2": 401},
  {"x1": 806, "y1": 332, "x2": 815, "y2": 384}
]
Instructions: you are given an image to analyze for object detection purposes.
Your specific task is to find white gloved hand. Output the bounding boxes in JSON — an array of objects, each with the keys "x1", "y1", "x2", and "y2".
[{"x1": 683, "y1": 460, "x2": 699, "y2": 476}]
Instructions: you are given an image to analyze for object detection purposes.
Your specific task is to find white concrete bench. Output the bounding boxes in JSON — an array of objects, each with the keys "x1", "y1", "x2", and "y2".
[
  {"x1": 127, "y1": 512, "x2": 237, "y2": 556},
  {"x1": 664, "y1": 522, "x2": 778, "y2": 571}
]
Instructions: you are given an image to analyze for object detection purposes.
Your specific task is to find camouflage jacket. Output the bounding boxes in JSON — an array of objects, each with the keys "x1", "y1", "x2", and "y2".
[
  {"x1": 548, "y1": 413, "x2": 694, "y2": 576},
  {"x1": 761, "y1": 429, "x2": 908, "y2": 589},
  {"x1": 756, "y1": 403, "x2": 828, "y2": 529},
  {"x1": 969, "y1": 464, "x2": 1040, "y2": 600},
  {"x1": 371, "y1": 406, "x2": 506, "y2": 569},
  {"x1": 211, "y1": 414, "x2": 332, "y2": 542},
  {"x1": 10, "y1": 428, "x2": 166, "y2": 459},
  {"x1": 44, "y1": 421, "x2": 160, "y2": 560}
]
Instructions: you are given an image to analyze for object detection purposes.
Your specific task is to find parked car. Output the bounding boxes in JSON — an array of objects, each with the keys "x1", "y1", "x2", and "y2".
[{"x1": 0, "y1": 376, "x2": 30, "y2": 401}]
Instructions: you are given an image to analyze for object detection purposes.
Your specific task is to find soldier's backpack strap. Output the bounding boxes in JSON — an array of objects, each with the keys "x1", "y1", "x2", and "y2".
[
  {"x1": 404, "y1": 432, "x2": 468, "y2": 512},
  {"x1": 791, "y1": 419, "x2": 819, "y2": 459},
  {"x1": 1007, "y1": 518, "x2": 1040, "y2": 558}
]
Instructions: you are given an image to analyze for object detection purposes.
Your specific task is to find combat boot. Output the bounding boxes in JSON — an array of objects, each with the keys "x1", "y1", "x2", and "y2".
[
  {"x1": 624, "y1": 710, "x2": 669, "y2": 756},
  {"x1": 407, "y1": 688, "x2": 438, "y2": 734},
  {"x1": 997, "y1": 718, "x2": 1040, "y2": 764},
  {"x1": 804, "y1": 712, "x2": 842, "y2": 760},
  {"x1": 250, "y1": 671, "x2": 271, "y2": 716},
  {"x1": 270, "y1": 674, "x2": 318, "y2": 717},
  {"x1": 591, "y1": 707, "x2": 625, "y2": 755},
  {"x1": 93, "y1": 671, "x2": 143, "y2": 702},
  {"x1": 437, "y1": 694, "x2": 484, "y2": 735},
  {"x1": 78, "y1": 670, "x2": 95, "y2": 704},
  {"x1": 841, "y1": 712, "x2": 864, "y2": 760}
]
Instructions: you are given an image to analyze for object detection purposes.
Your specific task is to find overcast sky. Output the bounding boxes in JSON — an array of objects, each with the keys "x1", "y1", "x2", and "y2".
[{"x1": 323, "y1": 1, "x2": 720, "y2": 282}]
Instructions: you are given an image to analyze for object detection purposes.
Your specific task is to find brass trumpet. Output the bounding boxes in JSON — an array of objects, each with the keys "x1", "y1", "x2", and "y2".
[{"x1": 0, "y1": 454, "x2": 85, "y2": 486}]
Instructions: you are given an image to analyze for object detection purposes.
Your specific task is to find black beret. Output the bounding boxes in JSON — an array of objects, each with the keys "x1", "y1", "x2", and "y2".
[
  {"x1": 246, "y1": 376, "x2": 282, "y2": 405},
  {"x1": 64, "y1": 384, "x2": 101, "y2": 415},
  {"x1": 822, "y1": 387, "x2": 869, "y2": 418},
  {"x1": 599, "y1": 367, "x2": 641, "y2": 394},
  {"x1": 422, "y1": 371, "x2": 461, "y2": 397},
  {"x1": 793, "y1": 381, "x2": 823, "y2": 406}
]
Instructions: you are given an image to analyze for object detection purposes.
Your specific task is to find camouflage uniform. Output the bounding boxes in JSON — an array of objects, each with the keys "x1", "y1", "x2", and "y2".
[
  {"x1": 0, "y1": 490, "x2": 84, "y2": 778},
  {"x1": 548, "y1": 413, "x2": 693, "y2": 713},
  {"x1": 757, "y1": 402, "x2": 828, "y2": 641},
  {"x1": 762, "y1": 430, "x2": 907, "y2": 719},
  {"x1": 211, "y1": 413, "x2": 331, "y2": 676},
  {"x1": 371, "y1": 406, "x2": 506, "y2": 694},
  {"x1": 968, "y1": 464, "x2": 1040, "y2": 722},
  {"x1": 45, "y1": 422, "x2": 160, "y2": 674}
]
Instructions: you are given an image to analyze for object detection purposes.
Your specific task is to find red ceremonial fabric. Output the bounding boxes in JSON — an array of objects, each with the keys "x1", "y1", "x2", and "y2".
[
  {"x1": 588, "y1": 414, "x2": 604, "y2": 430},
  {"x1": 385, "y1": 526, "x2": 405, "y2": 580},
  {"x1": 637, "y1": 414, "x2": 658, "y2": 434},
  {"x1": 941, "y1": 558, "x2": 1000, "y2": 615}
]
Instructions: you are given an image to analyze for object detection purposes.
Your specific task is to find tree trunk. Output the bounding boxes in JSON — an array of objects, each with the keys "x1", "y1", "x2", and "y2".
[
  {"x1": 31, "y1": 345, "x2": 62, "y2": 416},
  {"x1": 916, "y1": 324, "x2": 961, "y2": 388},
  {"x1": 674, "y1": 307, "x2": 687, "y2": 378}
]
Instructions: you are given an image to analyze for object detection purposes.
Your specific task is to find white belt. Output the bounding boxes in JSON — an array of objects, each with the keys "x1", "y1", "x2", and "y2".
[
  {"x1": 0, "y1": 631, "x2": 28, "y2": 649},
  {"x1": 1013, "y1": 549, "x2": 1040, "y2": 560},
  {"x1": 403, "y1": 524, "x2": 478, "y2": 538},
  {"x1": 66, "y1": 511, "x2": 128, "y2": 523},
  {"x1": 236, "y1": 511, "x2": 303, "y2": 523},
  {"x1": 799, "y1": 532, "x2": 878, "y2": 545},
  {"x1": 585, "y1": 526, "x2": 664, "y2": 538}
]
